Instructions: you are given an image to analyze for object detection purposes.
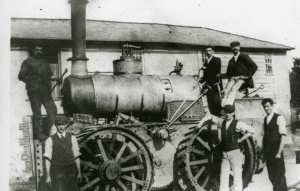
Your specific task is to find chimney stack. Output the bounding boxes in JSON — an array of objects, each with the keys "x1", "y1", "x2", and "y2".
[{"x1": 68, "y1": 0, "x2": 89, "y2": 76}]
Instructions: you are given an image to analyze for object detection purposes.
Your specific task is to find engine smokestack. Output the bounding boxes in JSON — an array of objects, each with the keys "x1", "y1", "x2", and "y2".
[{"x1": 68, "y1": 0, "x2": 89, "y2": 76}]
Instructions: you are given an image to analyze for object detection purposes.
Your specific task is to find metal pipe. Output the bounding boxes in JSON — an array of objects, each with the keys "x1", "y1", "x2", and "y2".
[{"x1": 68, "y1": 0, "x2": 89, "y2": 76}]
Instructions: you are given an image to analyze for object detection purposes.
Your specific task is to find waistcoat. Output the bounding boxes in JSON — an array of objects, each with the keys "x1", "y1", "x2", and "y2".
[
  {"x1": 263, "y1": 113, "x2": 281, "y2": 143},
  {"x1": 221, "y1": 119, "x2": 240, "y2": 151},
  {"x1": 51, "y1": 132, "x2": 74, "y2": 166}
]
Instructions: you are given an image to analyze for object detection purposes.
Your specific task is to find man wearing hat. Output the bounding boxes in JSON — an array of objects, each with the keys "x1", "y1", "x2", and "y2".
[
  {"x1": 222, "y1": 41, "x2": 258, "y2": 106},
  {"x1": 44, "y1": 117, "x2": 81, "y2": 191},
  {"x1": 218, "y1": 105, "x2": 255, "y2": 191},
  {"x1": 200, "y1": 45, "x2": 223, "y2": 116},
  {"x1": 18, "y1": 44, "x2": 62, "y2": 141}
]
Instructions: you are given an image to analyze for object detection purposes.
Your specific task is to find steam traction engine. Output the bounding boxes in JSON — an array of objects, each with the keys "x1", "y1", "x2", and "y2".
[
  {"x1": 39, "y1": 0, "x2": 259, "y2": 190},
  {"x1": 58, "y1": 45, "x2": 257, "y2": 191}
]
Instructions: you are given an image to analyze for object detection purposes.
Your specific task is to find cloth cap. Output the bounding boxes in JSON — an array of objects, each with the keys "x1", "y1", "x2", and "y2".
[
  {"x1": 54, "y1": 117, "x2": 68, "y2": 125},
  {"x1": 230, "y1": 41, "x2": 240, "y2": 47},
  {"x1": 222, "y1": 105, "x2": 235, "y2": 114}
]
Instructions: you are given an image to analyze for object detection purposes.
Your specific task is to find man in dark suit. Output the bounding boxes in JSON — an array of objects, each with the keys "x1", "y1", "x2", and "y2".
[
  {"x1": 200, "y1": 45, "x2": 223, "y2": 116},
  {"x1": 222, "y1": 41, "x2": 258, "y2": 106}
]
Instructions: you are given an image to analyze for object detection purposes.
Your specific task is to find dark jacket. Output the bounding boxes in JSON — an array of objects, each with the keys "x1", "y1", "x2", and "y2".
[
  {"x1": 226, "y1": 53, "x2": 258, "y2": 88},
  {"x1": 18, "y1": 56, "x2": 53, "y2": 91},
  {"x1": 202, "y1": 56, "x2": 222, "y2": 88}
]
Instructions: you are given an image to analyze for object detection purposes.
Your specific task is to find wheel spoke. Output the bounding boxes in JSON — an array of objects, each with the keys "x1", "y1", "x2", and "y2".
[
  {"x1": 190, "y1": 159, "x2": 208, "y2": 165},
  {"x1": 115, "y1": 142, "x2": 128, "y2": 162},
  {"x1": 81, "y1": 160, "x2": 99, "y2": 170},
  {"x1": 108, "y1": 134, "x2": 116, "y2": 157},
  {"x1": 83, "y1": 144, "x2": 97, "y2": 160},
  {"x1": 196, "y1": 137, "x2": 211, "y2": 151},
  {"x1": 104, "y1": 184, "x2": 110, "y2": 191},
  {"x1": 121, "y1": 164, "x2": 144, "y2": 172},
  {"x1": 82, "y1": 172, "x2": 92, "y2": 177},
  {"x1": 97, "y1": 138, "x2": 108, "y2": 161},
  {"x1": 80, "y1": 177, "x2": 100, "y2": 191},
  {"x1": 119, "y1": 150, "x2": 141, "y2": 164},
  {"x1": 201, "y1": 175, "x2": 209, "y2": 188},
  {"x1": 130, "y1": 172, "x2": 137, "y2": 190},
  {"x1": 121, "y1": 175, "x2": 144, "y2": 186},
  {"x1": 192, "y1": 148, "x2": 206, "y2": 156},
  {"x1": 195, "y1": 166, "x2": 205, "y2": 180},
  {"x1": 117, "y1": 180, "x2": 129, "y2": 191},
  {"x1": 94, "y1": 185, "x2": 100, "y2": 191}
]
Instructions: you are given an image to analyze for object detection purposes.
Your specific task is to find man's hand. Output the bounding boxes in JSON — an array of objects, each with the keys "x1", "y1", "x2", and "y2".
[
  {"x1": 275, "y1": 153, "x2": 281, "y2": 159},
  {"x1": 77, "y1": 173, "x2": 82, "y2": 183},
  {"x1": 237, "y1": 138, "x2": 243, "y2": 143},
  {"x1": 45, "y1": 175, "x2": 51, "y2": 187},
  {"x1": 201, "y1": 66, "x2": 207, "y2": 70}
]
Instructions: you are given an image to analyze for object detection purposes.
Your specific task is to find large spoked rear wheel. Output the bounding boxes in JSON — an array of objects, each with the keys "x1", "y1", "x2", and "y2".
[
  {"x1": 176, "y1": 121, "x2": 257, "y2": 191},
  {"x1": 78, "y1": 127, "x2": 154, "y2": 191}
]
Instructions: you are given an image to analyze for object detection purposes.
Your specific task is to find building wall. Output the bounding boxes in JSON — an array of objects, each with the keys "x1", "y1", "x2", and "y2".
[
  {"x1": 10, "y1": 45, "x2": 291, "y2": 182},
  {"x1": 216, "y1": 51, "x2": 291, "y2": 124}
]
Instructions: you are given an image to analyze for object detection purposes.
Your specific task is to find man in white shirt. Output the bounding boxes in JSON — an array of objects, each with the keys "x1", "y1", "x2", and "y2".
[
  {"x1": 196, "y1": 105, "x2": 254, "y2": 191},
  {"x1": 261, "y1": 98, "x2": 288, "y2": 191},
  {"x1": 218, "y1": 105, "x2": 255, "y2": 191},
  {"x1": 44, "y1": 117, "x2": 81, "y2": 191}
]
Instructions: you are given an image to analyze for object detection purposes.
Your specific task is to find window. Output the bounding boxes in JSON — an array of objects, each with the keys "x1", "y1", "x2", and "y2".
[{"x1": 265, "y1": 54, "x2": 273, "y2": 74}]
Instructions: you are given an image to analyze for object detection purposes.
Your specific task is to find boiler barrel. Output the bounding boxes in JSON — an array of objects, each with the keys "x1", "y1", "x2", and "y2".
[{"x1": 61, "y1": 75, "x2": 201, "y2": 117}]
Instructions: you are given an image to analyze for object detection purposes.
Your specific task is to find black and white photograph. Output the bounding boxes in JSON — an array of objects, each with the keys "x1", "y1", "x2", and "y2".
[{"x1": 3, "y1": 0, "x2": 300, "y2": 190}]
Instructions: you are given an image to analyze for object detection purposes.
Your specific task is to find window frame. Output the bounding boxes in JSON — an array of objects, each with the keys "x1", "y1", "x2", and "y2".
[{"x1": 265, "y1": 54, "x2": 273, "y2": 75}]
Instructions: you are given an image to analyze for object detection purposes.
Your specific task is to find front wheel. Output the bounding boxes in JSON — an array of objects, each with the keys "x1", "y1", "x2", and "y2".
[{"x1": 78, "y1": 127, "x2": 154, "y2": 191}]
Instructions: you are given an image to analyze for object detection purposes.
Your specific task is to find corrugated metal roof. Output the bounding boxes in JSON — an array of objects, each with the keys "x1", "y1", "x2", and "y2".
[{"x1": 11, "y1": 18, "x2": 293, "y2": 50}]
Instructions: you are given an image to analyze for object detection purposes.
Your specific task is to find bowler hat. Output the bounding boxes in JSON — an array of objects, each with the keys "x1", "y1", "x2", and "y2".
[{"x1": 230, "y1": 41, "x2": 240, "y2": 47}]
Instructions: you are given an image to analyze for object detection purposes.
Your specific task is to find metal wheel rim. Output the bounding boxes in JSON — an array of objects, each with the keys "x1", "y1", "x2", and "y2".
[{"x1": 78, "y1": 127, "x2": 154, "y2": 191}]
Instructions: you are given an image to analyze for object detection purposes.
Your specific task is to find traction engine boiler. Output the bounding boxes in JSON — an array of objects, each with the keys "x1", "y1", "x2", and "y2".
[{"x1": 57, "y1": 0, "x2": 258, "y2": 190}]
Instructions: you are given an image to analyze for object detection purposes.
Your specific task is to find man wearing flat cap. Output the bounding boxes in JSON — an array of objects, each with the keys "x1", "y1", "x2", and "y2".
[
  {"x1": 218, "y1": 105, "x2": 255, "y2": 191},
  {"x1": 222, "y1": 41, "x2": 258, "y2": 106},
  {"x1": 44, "y1": 117, "x2": 81, "y2": 191}
]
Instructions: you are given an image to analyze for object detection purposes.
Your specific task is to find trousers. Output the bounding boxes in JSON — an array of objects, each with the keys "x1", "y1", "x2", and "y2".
[
  {"x1": 206, "y1": 84, "x2": 222, "y2": 116},
  {"x1": 220, "y1": 149, "x2": 244, "y2": 191},
  {"x1": 27, "y1": 90, "x2": 57, "y2": 138},
  {"x1": 265, "y1": 155, "x2": 288, "y2": 191},
  {"x1": 222, "y1": 79, "x2": 245, "y2": 106},
  {"x1": 50, "y1": 164, "x2": 79, "y2": 191}
]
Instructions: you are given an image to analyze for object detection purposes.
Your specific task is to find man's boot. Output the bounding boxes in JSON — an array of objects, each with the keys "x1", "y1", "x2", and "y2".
[{"x1": 34, "y1": 127, "x2": 48, "y2": 141}]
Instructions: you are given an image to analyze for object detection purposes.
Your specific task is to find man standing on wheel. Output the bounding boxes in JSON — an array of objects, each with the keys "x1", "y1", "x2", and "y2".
[
  {"x1": 200, "y1": 45, "x2": 223, "y2": 116},
  {"x1": 261, "y1": 98, "x2": 288, "y2": 191}
]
